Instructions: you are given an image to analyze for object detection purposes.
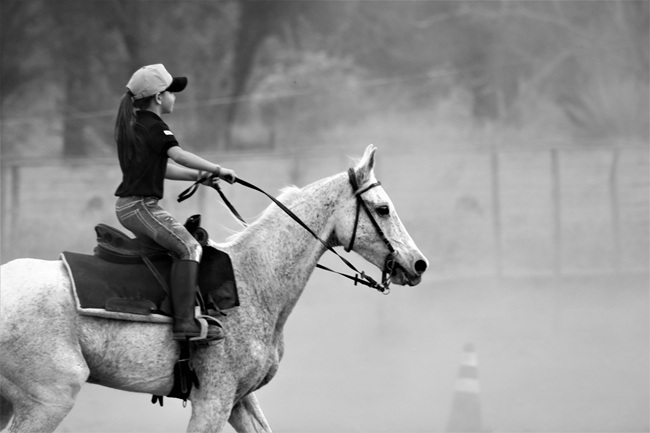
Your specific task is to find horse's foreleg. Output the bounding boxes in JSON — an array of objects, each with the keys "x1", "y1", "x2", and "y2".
[
  {"x1": 228, "y1": 393, "x2": 272, "y2": 433},
  {"x1": 186, "y1": 395, "x2": 233, "y2": 433}
]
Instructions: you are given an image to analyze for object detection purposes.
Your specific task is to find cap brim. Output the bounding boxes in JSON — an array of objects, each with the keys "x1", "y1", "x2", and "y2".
[{"x1": 166, "y1": 77, "x2": 188, "y2": 93}]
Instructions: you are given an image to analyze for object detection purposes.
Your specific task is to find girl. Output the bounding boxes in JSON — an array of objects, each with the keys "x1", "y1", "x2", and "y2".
[{"x1": 114, "y1": 64, "x2": 235, "y2": 341}]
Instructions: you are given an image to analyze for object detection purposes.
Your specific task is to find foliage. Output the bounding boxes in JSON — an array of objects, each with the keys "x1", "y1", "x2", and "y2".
[{"x1": 0, "y1": 0, "x2": 647, "y2": 160}]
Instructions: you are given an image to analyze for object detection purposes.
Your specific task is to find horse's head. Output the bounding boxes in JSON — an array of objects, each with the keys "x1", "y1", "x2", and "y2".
[{"x1": 334, "y1": 145, "x2": 428, "y2": 287}]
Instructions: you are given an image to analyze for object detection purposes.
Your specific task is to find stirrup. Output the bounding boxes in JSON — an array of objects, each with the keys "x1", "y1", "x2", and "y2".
[{"x1": 188, "y1": 307, "x2": 224, "y2": 343}]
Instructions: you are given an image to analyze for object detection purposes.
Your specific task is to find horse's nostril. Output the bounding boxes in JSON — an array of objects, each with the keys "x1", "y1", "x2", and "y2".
[{"x1": 415, "y1": 259, "x2": 428, "y2": 274}]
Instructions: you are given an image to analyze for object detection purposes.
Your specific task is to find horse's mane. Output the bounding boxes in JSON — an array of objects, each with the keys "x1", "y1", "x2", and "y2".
[
  {"x1": 220, "y1": 170, "x2": 351, "y2": 248},
  {"x1": 224, "y1": 185, "x2": 301, "y2": 244}
]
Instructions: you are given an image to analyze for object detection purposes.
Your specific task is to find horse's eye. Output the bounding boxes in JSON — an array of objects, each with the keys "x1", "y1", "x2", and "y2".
[{"x1": 376, "y1": 205, "x2": 390, "y2": 217}]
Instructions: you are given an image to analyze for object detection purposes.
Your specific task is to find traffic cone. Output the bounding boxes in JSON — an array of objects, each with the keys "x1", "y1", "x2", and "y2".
[{"x1": 446, "y1": 343, "x2": 483, "y2": 432}]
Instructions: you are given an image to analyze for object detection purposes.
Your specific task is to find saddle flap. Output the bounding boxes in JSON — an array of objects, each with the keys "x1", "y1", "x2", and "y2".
[{"x1": 199, "y1": 247, "x2": 239, "y2": 312}]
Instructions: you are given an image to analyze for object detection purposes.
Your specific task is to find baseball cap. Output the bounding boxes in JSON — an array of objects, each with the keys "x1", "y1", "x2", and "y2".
[{"x1": 126, "y1": 64, "x2": 187, "y2": 99}]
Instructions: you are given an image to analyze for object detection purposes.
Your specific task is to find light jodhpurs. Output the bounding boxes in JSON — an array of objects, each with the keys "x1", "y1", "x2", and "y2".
[{"x1": 116, "y1": 196, "x2": 202, "y2": 262}]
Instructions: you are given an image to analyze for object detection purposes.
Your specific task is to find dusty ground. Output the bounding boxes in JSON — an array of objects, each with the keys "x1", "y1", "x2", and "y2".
[{"x1": 53, "y1": 272, "x2": 648, "y2": 433}]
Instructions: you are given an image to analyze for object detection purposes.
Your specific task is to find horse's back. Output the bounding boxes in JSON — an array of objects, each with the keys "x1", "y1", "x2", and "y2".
[
  {"x1": 1, "y1": 258, "x2": 71, "y2": 313},
  {"x1": 0, "y1": 258, "x2": 75, "y2": 352}
]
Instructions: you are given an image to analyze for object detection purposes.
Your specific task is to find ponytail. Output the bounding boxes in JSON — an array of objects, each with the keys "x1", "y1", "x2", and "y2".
[
  {"x1": 115, "y1": 92, "x2": 138, "y2": 171},
  {"x1": 114, "y1": 92, "x2": 154, "y2": 171}
]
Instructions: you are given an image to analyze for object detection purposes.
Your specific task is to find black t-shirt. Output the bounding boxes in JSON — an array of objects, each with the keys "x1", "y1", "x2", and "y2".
[{"x1": 115, "y1": 111, "x2": 179, "y2": 199}]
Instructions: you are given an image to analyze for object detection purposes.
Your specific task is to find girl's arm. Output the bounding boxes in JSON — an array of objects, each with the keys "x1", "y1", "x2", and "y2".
[
  {"x1": 168, "y1": 146, "x2": 219, "y2": 173},
  {"x1": 165, "y1": 163, "x2": 199, "y2": 181},
  {"x1": 167, "y1": 146, "x2": 237, "y2": 183}
]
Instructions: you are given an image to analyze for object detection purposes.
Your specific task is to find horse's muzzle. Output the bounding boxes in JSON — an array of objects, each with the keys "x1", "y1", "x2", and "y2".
[{"x1": 390, "y1": 257, "x2": 427, "y2": 286}]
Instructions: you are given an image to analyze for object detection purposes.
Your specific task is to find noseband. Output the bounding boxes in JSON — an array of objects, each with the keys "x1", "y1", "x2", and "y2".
[{"x1": 345, "y1": 168, "x2": 397, "y2": 292}]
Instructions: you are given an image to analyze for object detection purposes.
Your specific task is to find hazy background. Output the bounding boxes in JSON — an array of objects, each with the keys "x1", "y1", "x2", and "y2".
[{"x1": 1, "y1": 1, "x2": 648, "y2": 432}]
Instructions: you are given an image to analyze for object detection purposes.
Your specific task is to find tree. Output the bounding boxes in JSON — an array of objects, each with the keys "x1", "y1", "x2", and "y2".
[
  {"x1": 1, "y1": 0, "x2": 56, "y2": 156},
  {"x1": 47, "y1": 1, "x2": 121, "y2": 157},
  {"x1": 0, "y1": 1, "x2": 48, "y2": 105},
  {"x1": 226, "y1": 0, "x2": 341, "y2": 148}
]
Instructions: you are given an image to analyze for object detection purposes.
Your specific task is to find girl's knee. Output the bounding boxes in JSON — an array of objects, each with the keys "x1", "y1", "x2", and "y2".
[{"x1": 185, "y1": 240, "x2": 202, "y2": 262}]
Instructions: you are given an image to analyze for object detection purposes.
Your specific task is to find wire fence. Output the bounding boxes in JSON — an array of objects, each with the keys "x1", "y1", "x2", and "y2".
[{"x1": 2, "y1": 144, "x2": 647, "y2": 279}]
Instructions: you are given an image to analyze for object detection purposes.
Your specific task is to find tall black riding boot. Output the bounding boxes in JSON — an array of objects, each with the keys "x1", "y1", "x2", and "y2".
[{"x1": 171, "y1": 260, "x2": 225, "y2": 341}]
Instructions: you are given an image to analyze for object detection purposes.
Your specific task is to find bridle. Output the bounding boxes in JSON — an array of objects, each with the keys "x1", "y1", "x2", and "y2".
[
  {"x1": 344, "y1": 168, "x2": 397, "y2": 292},
  {"x1": 178, "y1": 169, "x2": 398, "y2": 294}
]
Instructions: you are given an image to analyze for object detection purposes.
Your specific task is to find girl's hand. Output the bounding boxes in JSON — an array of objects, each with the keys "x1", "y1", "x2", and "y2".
[{"x1": 218, "y1": 168, "x2": 237, "y2": 184}]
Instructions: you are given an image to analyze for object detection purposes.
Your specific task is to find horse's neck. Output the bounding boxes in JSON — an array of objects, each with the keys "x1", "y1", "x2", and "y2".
[{"x1": 226, "y1": 173, "x2": 346, "y2": 330}]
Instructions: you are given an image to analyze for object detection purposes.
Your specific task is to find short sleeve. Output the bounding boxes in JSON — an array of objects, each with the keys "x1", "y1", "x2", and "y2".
[{"x1": 151, "y1": 121, "x2": 179, "y2": 154}]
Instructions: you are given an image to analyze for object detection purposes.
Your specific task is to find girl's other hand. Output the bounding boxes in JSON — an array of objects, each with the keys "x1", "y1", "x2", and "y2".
[{"x1": 198, "y1": 170, "x2": 218, "y2": 186}]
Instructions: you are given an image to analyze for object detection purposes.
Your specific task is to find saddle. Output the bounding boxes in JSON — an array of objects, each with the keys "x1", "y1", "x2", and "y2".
[{"x1": 61, "y1": 215, "x2": 239, "y2": 321}]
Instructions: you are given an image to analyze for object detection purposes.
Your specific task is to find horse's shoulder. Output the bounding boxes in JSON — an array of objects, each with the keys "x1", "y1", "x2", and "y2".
[{"x1": 215, "y1": 335, "x2": 281, "y2": 391}]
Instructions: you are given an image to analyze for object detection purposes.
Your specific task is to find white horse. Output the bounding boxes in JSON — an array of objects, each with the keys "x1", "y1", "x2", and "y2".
[{"x1": 0, "y1": 145, "x2": 428, "y2": 433}]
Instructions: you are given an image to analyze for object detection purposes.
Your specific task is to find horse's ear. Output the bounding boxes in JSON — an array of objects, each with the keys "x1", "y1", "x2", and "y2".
[{"x1": 354, "y1": 144, "x2": 377, "y2": 183}]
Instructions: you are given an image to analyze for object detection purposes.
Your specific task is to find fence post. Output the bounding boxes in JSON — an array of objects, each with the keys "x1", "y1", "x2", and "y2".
[
  {"x1": 490, "y1": 151, "x2": 502, "y2": 277},
  {"x1": 551, "y1": 149, "x2": 561, "y2": 276},
  {"x1": 609, "y1": 148, "x2": 621, "y2": 272},
  {"x1": 1, "y1": 164, "x2": 20, "y2": 262}
]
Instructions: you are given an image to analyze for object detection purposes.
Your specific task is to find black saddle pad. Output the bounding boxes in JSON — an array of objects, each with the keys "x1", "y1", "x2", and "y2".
[{"x1": 62, "y1": 245, "x2": 239, "y2": 318}]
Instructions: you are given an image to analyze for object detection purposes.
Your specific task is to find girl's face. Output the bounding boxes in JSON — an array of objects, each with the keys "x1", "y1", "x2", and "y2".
[{"x1": 160, "y1": 91, "x2": 176, "y2": 114}]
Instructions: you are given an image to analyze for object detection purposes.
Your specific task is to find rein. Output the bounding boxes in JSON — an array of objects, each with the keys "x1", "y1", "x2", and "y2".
[{"x1": 178, "y1": 172, "x2": 395, "y2": 294}]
